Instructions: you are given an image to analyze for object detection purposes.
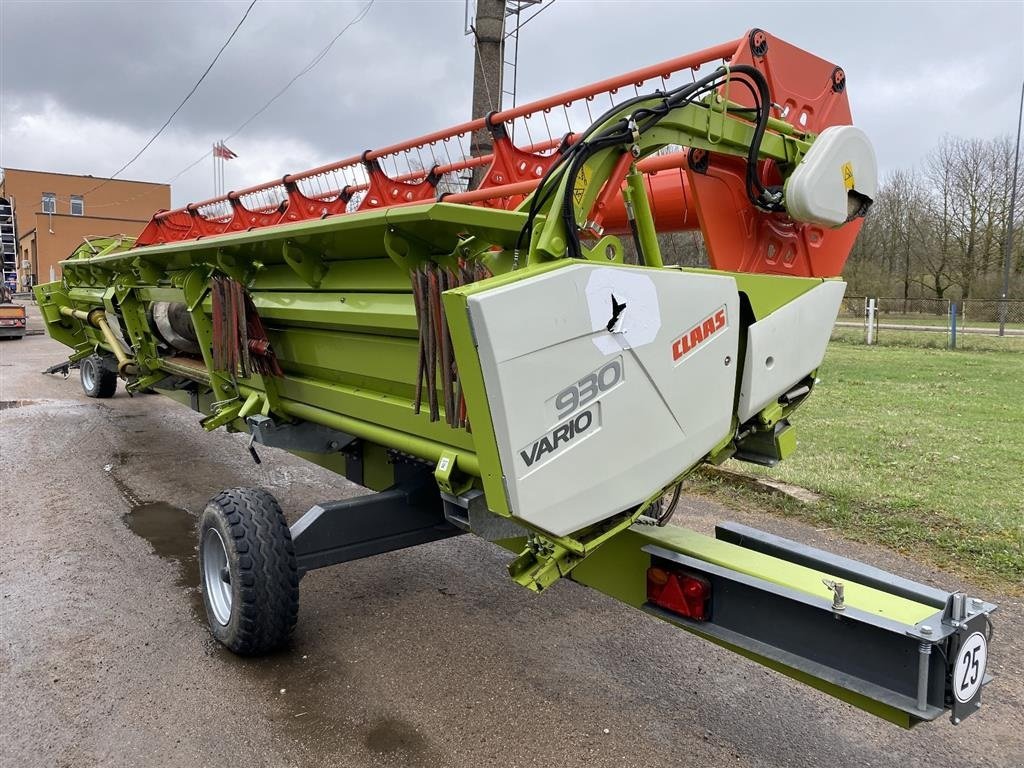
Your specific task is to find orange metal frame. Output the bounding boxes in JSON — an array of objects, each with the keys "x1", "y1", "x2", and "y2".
[{"x1": 135, "y1": 30, "x2": 859, "y2": 278}]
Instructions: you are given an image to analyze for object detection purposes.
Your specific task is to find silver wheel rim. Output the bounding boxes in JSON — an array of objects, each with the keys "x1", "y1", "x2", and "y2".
[
  {"x1": 81, "y1": 359, "x2": 96, "y2": 390},
  {"x1": 202, "y1": 528, "x2": 232, "y2": 626}
]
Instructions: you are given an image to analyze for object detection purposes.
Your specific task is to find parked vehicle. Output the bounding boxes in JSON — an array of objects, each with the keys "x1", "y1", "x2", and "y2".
[{"x1": 0, "y1": 285, "x2": 26, "y2": 339}]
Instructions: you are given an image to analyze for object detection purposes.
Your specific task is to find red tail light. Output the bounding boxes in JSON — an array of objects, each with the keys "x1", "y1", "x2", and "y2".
[{"x1": 647, "y1": 566, "x2": 712, "y2": 621}]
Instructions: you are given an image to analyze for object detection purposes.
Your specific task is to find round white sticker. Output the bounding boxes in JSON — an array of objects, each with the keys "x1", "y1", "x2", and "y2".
[{"x1": 953, "y1": 631, "x2": 987, "y2": 704}]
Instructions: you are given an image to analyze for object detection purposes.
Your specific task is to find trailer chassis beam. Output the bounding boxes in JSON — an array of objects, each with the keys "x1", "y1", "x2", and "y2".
[
  {"x1": 566, "y1": 521, "x2": 996, "y2": 728},
  {"x1": 290, "y1": 464, "x2": 464, "y2": 576}
]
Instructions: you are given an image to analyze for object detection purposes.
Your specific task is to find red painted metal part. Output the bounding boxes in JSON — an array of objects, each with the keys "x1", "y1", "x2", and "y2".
[
  {"x1": 686, "y1": 30, "x2": 857, "y2": 276},
  {"x1": 686, "y1": 154, "x2": 862, "y2": 277},
  {"x1": 135, "y1": 31, "x2": 859, "y2": 278}
]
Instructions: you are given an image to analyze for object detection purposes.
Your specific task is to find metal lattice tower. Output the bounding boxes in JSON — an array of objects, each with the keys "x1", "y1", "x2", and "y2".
[
  {"x1": 501, "y1": 1, "x2": 548, "y2": 109},
  {"x1": 466, "y1": 1, "x2": 553, "y2": 111}
]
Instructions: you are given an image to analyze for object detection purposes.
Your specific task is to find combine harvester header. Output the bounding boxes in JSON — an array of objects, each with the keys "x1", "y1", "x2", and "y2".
[{"x1": 37, "y1": 29, "x2": 994, "y2": 729}]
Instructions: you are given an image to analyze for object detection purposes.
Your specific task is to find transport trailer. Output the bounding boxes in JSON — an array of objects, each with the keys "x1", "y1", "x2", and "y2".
[
  {"x1": 36, "y1": 30, "x2": 995, "y2": 728},
  {"x1": 0, "y1": 296, "x2": 27, "y2": 339}
]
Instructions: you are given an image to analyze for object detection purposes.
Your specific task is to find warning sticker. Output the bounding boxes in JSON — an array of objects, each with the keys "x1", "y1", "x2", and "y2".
[
  {"x1": 573, "y1": 166, "x2": 590, "y2": 207},
  {"x1": 841, "y1": 162, "x2": 855, "y2": 190}
]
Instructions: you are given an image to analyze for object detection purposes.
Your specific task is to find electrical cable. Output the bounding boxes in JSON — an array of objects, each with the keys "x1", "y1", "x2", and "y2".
[
  {"x1": 82, "y1": 0, "x2": 258, "y2": 198},
  {"x1": 224, "y1": 0, "x2": 374, "y2": 142},
  {"x1": 167, "y1": 0, "x2": 374, "y2": 188}
]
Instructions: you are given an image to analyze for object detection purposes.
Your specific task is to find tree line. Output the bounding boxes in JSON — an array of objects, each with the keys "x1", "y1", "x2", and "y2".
[
  {"x1": 654, "y1": 134, "x2": 1022, "y2": 303},
  {"x1": 846, "y1": 134, "x2": 1022, "y2": 301}
]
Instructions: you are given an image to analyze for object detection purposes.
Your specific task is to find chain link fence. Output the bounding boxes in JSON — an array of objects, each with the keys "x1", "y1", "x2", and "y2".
[{"x1": 831, "y1": 296, "x2": 1024, "y2": 351}]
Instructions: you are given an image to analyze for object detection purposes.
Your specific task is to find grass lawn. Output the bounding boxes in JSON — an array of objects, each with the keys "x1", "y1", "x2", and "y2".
[{"x1": 690, "y1": 343, "x2": 1024, "y2": 592}]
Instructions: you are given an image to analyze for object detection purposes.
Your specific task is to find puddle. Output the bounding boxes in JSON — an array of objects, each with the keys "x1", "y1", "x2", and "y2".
[
  {"x1": 122, "y1": 504, "x2": 433, "y2": 763},
  {"x1": 123, "y1": 501, "x2": 205, "y2": 619},
  {"x1": 112, "y1": 463, "x2": 432, "y2": 760},
  {"x1": 0, "y1": 399, "x2": 41, "y2": 409}
]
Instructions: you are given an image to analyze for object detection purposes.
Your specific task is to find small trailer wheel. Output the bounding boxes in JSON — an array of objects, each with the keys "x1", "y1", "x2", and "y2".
[
  {"x1": 199, "y1": 488, "x2": 299, "y2": 655},
  {"x1": 80, "y1": 354, "x2": 117, "y2": 398}
]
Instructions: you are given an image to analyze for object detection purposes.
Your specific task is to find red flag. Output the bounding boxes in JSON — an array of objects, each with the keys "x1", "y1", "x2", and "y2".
[{"x1": 213, "y1": 142, "x2": 238, "y2": 160}]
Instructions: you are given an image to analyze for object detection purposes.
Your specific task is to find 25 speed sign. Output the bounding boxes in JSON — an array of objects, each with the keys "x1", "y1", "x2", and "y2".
[{"x1": 953, "y1": 631, "x2": 987, "y2": 704}]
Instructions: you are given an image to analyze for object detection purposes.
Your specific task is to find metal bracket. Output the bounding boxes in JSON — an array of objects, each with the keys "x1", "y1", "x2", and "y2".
[
  {"x1": 282, "y1": 240, "x2": 328, "y2": 288},
  {"x1": 290, "y1": 466, "x2": 463, "y2": 576},
  {"x1": 200, "y1": 399, "x2": 241, "y2": 431},
  {"x1": 127, "y1": 371, "x2": 169, "y2": 394},
  {"x1": 246, "y1": 414, "x2": 355, "y2": 454},
  {"x1": 215, "y1": 247, "x2": 250, "y2": 284},
  {"x1": 441, "y1": 489, "x2": 524, "y2": 542}
]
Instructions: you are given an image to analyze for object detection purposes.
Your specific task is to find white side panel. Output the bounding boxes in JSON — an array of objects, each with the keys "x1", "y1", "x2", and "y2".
[
  {"x1": 737, "y1": 280, "x2": 847, "y2": 422},
  {"x1": 785, "y1": 126, "x2": 878, "y2": 227},
  {"x1": 468, "y1": 264, "x2": 739, "y2": 537}
]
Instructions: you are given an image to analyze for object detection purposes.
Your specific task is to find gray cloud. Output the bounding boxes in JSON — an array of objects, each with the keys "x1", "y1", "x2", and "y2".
[{"x1": 2, "y1": 0, "x2": 1021, "y2": 207}]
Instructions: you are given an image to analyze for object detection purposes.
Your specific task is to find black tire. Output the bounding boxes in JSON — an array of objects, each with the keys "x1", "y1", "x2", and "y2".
[
  {"x1": 80, "y1": 354, "x2": 117, "y2": 398},
  {"x1": 198, "y1": 488, "x2": 299, "y2": 655}
]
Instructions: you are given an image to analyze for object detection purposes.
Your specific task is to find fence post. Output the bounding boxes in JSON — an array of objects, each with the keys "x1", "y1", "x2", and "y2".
[
  {"x1": 949, "y1": 302, "x2": 957, "y2": 349},
  {"x1": 866, "y1": 298, "x2": 876, "y2": 345}
]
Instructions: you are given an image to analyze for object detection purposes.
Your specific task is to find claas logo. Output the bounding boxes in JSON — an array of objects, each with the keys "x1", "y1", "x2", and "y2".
[{"x1": 671, "y1": 307, "x2": 727, "y2": 362}]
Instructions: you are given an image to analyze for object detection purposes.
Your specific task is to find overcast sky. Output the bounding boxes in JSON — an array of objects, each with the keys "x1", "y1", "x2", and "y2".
[{"x1": 1, "y1": 0, "x2": 1022, "y2": 208}]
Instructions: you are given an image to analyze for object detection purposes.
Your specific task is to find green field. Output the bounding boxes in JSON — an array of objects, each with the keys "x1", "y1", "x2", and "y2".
[{"x1": 691, "y1": 344, "x2": 1024, "y2": 592}]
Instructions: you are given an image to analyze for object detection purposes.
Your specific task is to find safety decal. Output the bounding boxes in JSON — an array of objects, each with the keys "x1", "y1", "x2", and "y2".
[{"x1": 841, "y1": 161, "x2": 855, "y2": 190}]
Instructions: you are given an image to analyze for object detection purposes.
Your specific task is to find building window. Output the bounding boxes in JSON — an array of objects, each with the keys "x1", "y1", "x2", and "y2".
[
  {"x1": 70, "y1": 195, "x2": 84, "y2": 216},
  {"x1": 42, "y1": 192, "x2": 56, "y2": 214}
]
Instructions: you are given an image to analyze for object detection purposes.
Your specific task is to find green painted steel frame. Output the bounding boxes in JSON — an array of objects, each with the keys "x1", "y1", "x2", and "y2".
[{"x1": 566, "y1": 524, "x2": 936, "y2": 728}]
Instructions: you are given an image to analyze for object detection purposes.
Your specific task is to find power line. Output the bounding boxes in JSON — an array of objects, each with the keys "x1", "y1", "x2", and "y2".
[
  {"x1": 167, "y1": 0, "x2": 375, "y2": 189},
  {"x1": 225, "y1": 0, "x2": 374, "y2": 142},
  {"x1": 84, "y1": 0, "x2": 258, "y2": 198},
  {"x1": 168, "y1": 151, "x2": 211, "y2": 185}
]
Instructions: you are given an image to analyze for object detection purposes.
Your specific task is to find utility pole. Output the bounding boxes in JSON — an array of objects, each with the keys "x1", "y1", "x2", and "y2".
[
  {"x1": 468, "y1": 0, "x2": 505, "y2": 188},
  {"x1": 999, "y1": 79, "x2": 1023, "y2": 336}
]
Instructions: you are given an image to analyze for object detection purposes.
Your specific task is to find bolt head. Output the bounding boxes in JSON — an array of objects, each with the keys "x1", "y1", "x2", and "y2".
[
  {"x1": 920, "y1": 625, "x2": 933, "y2": 635},
  {"x1": 970, "y1": 598, "x2": 984, "y2": 610}
]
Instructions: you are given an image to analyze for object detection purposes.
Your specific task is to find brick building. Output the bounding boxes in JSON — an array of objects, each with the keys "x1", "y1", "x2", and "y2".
[{"x1": 0, "y1": 168, "x2": 170, "y2": 290}]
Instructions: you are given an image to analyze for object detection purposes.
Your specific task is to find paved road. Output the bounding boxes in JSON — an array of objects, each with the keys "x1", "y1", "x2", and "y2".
[{"x1": 2, "y1": 319, "x2": 1021, "y2": 767}]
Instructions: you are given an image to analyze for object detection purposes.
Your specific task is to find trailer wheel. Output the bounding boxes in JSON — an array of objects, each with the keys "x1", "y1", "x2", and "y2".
[
  {"x1": 80, "y1": 354, "x2": 117, "y2": 398},
  {"x1": 199, "y1": 488, "x2": 299, "y2": 655}
]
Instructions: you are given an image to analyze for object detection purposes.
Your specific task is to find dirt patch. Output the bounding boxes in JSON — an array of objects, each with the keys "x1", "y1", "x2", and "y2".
[{"x1": 704, "y1": 465, "x2": 822, "y2": 503}]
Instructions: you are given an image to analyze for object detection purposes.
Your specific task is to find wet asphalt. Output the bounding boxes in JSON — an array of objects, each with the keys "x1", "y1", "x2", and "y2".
[{"x1": 1, "y1": 305, "x2": 1021, "y2": 767}]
